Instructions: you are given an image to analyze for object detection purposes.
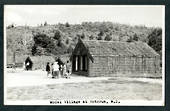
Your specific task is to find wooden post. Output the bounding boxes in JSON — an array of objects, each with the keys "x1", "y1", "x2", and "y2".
[
  {"x1": 154, "y1": 56, "x2": 157, "y2": 73},
  {"x1": 13, "y1": 51, "x2": 16, "y2": 69},
  {"x1": 75, "y1": 56, "x2": 78, "y2": 71}
]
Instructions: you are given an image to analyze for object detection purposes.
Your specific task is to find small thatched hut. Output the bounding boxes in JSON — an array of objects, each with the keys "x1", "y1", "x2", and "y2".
[
  {"x1": 25, "y1": 57, "x2": 33, "y2": 70},
  {"x1": 71, "y1": 39, "x2": 161, "y2": 77},
  {"x1": 7, "y1": 55, "x2": 55, "y2": 70}
]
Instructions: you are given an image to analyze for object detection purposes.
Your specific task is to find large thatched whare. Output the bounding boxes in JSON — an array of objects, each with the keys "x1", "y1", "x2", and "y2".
[{"x1": 71, "y1": 39, "x2": 161, "y2": 77}]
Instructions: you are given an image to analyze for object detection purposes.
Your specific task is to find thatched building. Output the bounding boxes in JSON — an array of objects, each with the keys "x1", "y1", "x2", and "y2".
[
  {"x1": 71, "y1": 39, "x2": 161, "y2": 77},
  {"x1": 7, "y1": 55, "x2": 55, "y2": 70}
]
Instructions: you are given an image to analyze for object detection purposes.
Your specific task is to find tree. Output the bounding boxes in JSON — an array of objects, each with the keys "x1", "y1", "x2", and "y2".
[
  {"x1": 7, "y1": 24, "x2": 14, "y2": 29},
  {"x1": 148, "y1": 28, "x2": 162, "y2": 53},
  {"x1": 97, "y1": 36, "x2": 102, "y2": 40},
  {"x1": 66, "y1": 38, "x2": 69, "y2": 44},
  {"x1": 57, "y1": 41, "x2": 62, "y2": 47},
  {"x1": 97, "y1": 31, "x2": 104, "y2": 40},
  {"x1": 73, "y1": 36, "x2": 78, "y2": 43},
  {"x1": 67, "y1": 45, "x2": 73, "y2": 53},
  {"x1": 81, "y1": 33, "x2": 85, "y2": 39},
  {"x1": 36, "y1": 46, "x2": 45, "y2": 55},
  {"x1": 11, "y1": 24, "x2": 14, "y2": 28},
  {"x1": 44, "y1": 21, "x2": 48, "y2": 26},
  {"x1": 65, "y1": 22, "x2": 70, "y2": 27},
  {"x1": 133, "y1": 33, "x2": 139, "y2": 41},
  {"x1": 31, "y1": 45, "x2": 37, "y2": 56},
  {"x1": 54, "y1": 30, "x2": 62, "y2": 40},
  {"x1": 53, "y1": 30, "x2": 63, "y2": 47},
  {"x1": 33, "y1": 33, "x2": 51, "y2": 48},
  {"x1": 32, "y1": 32, "x2": 57, "y2": 55},
  {"x1": 89, "y1": 35, "x2": 94, "y2": 40},
  {"x1": 98, "y1": 31, "x2": 104, "y2": 37},
  {"x1": 127, "y1": 36, "x2": 133, "y2": 42},
  {"x1": 104, "y1": 34, "x2": 112, "y2": 41}
]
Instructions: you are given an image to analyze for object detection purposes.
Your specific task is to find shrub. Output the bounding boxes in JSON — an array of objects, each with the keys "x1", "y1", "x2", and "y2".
[
  {"x1": 97, "y1": 36, "x2": 102, "y2": 40},
  {"x1": 89, "y1": 35, "x2": 94, "y2": 40},
  {"x1": 65, "y1": 22, "x2": 70, "y2": 27},
  {"x1": 148, "y1": 28, "x2": 162, "y2": 53},
  {"x1": 133, "y1": 33, "x2": 139, "y2": 41},
  {"x1": 54, "y1": 30, "x2": 62, "y2": 40},
  {"x1": 81, "y1": 33, "x2": 85, "y2": 39},
  {"x1": 31, "y1": 45, "x2": 37, "y2": 56},
  {"x1": 104, "y1": 34, "x2": 112, "y2": 41},
  {"x1": 66, "y1": 38, "x2": 69, "y2": 44},
  {"x1": 44, "y1": 21, "x2": 48, "y2": 26},
  {"x1": 127, "y1": 36, "x2": 133, "y2": 42}
]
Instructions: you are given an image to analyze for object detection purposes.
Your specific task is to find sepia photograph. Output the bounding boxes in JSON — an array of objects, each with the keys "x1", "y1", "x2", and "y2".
[{"x1": 4, "y1": 5, "x2": 165, "y2": 105}]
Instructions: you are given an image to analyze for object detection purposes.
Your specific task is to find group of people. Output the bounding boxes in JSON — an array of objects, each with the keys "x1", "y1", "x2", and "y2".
[{"x1": 46, "y1": 59, "x2": 71, "y2": 79}]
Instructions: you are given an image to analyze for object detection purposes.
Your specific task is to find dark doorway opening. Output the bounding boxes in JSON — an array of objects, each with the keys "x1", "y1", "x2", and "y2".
[
  {"x1": 72, "y1": 55, "x2": 88, "y2": 72},
  {"x1": 25, "y1": 57, "x2": 33, "y2": 70}
]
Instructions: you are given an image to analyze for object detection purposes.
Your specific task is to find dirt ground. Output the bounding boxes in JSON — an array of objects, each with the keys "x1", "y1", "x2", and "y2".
[{"x1": 5, "y1": 69, "x2": 162, "y2": 101}]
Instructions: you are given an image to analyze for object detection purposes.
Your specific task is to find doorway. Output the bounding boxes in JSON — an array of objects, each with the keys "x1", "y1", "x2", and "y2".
[{"x1": 72, "y1": 55, "x2": 88, "y2": 72}]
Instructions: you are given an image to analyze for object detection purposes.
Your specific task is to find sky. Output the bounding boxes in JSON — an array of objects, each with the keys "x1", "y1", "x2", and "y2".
[{"x1": 4, "y1": 5, "x2": 164, "y2": 27}]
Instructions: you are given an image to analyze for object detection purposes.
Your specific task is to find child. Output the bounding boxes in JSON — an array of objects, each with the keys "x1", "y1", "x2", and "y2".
[
  {"x1": 60, "y1": 64, "x2": 64, "y2": 77},
  {"x1": 51, "y1": 63, "x2": 54, "y2": 76},
  {"x1": 46, "y1": 62, "x2": 50, "y2": 77},
  {"x1": 62, "y1": 64, "x2": 67, "y2": 78},
  {"x1": 26, "y1": 62, "x2": 30, "y2": 71}
]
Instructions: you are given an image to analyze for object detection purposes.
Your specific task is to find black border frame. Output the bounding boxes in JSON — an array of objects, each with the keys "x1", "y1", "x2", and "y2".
[{"x1": 0, "y1": 0, "x2": 169, "y2": 111}]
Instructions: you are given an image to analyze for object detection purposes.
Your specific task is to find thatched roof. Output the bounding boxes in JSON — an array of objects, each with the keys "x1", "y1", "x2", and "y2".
[
  {"x1": 81, "y1": 40, "x2": 160, "y2": 57},
  {"x1": 7, "y1": 55, "x2": 55, "y2": 64}
]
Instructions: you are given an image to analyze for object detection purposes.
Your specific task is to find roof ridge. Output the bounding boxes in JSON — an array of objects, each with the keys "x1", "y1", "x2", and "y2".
[
  {"x1": 82, "y1": 40, "x2": 144, "y2": 44},
  {"x1": 81, "y1": 39, "x2": 159, "y2": 57}
]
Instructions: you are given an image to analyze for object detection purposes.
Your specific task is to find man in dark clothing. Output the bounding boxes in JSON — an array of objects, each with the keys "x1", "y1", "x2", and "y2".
[
  {"x1": 56, "y1": 57, "x2": 64, "y2": 69},
  {"x1": 66, "y1": 60, "x2": 71, "y2": 79},
  {"x1": 46, "y1": 62, "x2": 51, "y2": 77}
]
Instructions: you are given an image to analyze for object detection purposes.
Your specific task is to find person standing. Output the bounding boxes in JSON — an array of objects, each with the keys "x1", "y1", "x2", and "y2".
[
  {"x1": 60, "y1": 64, "x2": 64, "y2": 77},
  {"x1": 51, "y1": 63, "x2": 54, "y2": 76},
  {"x1": 46, "y1": 62, "x2": 50, "y2": 77},
  {"x1": 26, "y1": 62, "x2": 30, "y2": 71},
  {"x1": 56, "y1": 57, "x2": 64, "y2": 78},
  {"x1": 52, "y1": 61, "x2": 59, "y2": 79},
  {"x1": 23, "y1": 62, "x2": 25, "y2": 70},
  {"x1": 62, "y1": 63, "x2": 67, "y2": 78},
  {"x1": 66, "y1": 60, "x2": 71, "y2": 79}
]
